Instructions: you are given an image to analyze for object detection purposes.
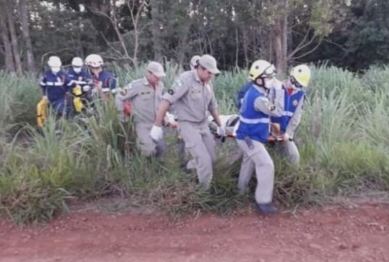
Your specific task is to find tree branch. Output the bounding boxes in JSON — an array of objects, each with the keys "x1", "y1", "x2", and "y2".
[
  {"x1": 323, "y1": 38, "x2": 348, "y2": 53},
  {"x1": 100, "y1": 32, "x2": 124, "y2": 58},
  {"x1": 126, "y1": 0, "x2": 147, "y2": 67},
  {"x1": 288, "y1": 29, "x2": 313, "y2": 59},
  {"x1": 291, "y1": 38, "x2": 323, "y2": 60},
  {"x1": 88, "y1": 5, "x2": 130, "y2": 58}
]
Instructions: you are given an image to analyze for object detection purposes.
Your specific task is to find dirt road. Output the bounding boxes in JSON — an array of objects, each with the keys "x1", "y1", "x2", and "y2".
[{"x1": 1, "y1": 205, "x2": 388, "y2": 262}]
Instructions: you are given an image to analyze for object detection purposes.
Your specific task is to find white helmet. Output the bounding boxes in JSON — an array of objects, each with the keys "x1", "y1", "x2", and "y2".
[
  {"x1": 85, "y1": 54, "x2": 104, "y2": 68},
  {"x1": 72, "y1": 57, "x2": 83, "y2": 73},
  {"x1": 72, "y1": 57, "x2": 84, "y2": 67},
  {"x1": 48, "y1": 56, "x2": 62, "y2": 68},
  {"x1": 48, "y1": 56, "x2": 61, "y2": 74}
]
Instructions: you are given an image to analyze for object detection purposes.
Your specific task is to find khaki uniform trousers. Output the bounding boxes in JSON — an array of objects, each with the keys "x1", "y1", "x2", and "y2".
[
  {"x1": 275, "y1": 140, "x2": 300, "y2": 165},
  {"x1": 136, "y1": 122, "x2": 166, "y2": 158},
  {"x1": 236, "y1": 139, "x2": 275, "y2": 204},
  {"x1": 178, "y1": 121, "x2": 216, "y2": 189}
]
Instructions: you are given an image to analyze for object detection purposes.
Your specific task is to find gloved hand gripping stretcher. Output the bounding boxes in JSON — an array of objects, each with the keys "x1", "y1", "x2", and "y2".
[
  {"x1": 207, "y1": 114, "x2": 286, "y2": 143},
  {"x1": 161, "y1": 112, "x2": 285, "y2": 143}
]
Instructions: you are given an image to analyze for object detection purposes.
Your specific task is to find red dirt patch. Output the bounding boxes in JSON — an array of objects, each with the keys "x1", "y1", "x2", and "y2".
[{"x1": 1, "y1": 205, "x2": 389, "y2": 262}]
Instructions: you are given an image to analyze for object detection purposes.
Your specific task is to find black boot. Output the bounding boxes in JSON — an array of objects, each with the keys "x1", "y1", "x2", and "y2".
[{"x1": 255, "y1": 203, "x2": 278, "y2": 214}]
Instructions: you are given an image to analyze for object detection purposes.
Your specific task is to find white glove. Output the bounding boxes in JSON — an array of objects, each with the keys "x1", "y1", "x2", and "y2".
[
  {"x1": 283, "y1": 133, "x2": 290, "y2": 141},
  {"x1": 150, "y1": 125, "x2": 163, "y2": 142},
  {"x1": 82, "y1": 85, "x2": 91, "y2": 92},
  {"x1": 217, "y1": 126, "x2": 226, "y2": 137},
  {"x1": 42, "y1": 96, "x2": 48, "y2": 100},
  {"x1": 164, "y1": 112, "x2": 177, "y2": 127}
]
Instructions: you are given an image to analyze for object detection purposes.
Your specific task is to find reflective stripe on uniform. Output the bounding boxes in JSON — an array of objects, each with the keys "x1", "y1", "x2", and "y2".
[
  {"x1": 46, "y1": 81, "x2": 64, "y2": 86},
  {"x1": 282, "y1": 111, "x2": 294, "y2": 117},
  {"x1": 68, "y1": 80, "x2": 88, "y2": 86},
  {"x1": 239, "y1": 116, "x2": 270, "y2": 124}
]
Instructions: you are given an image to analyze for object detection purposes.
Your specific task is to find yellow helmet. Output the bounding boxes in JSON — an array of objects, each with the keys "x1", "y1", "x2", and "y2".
[
  {"x1": 249, "y1": 60, "x2": 276, "y2": 81},
  {"x1": 290, "y1": 64, "x2": 311, "y2": 88}
]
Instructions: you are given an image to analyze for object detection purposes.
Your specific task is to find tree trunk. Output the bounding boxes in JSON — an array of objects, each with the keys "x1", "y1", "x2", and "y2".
[
  {"x1": 281, "y1": 0, "x2": 289, "y2": 74},
  {"x1": 273, "y1": 19, "x2": 284, "y2": 77},
  {"x1": 269, "y1": 28, "x2": 274, "y2": 64},
  {"x1": 242, "y1": 28, "x2": 249, "y2": 68},
  {"x1": 19, "y1": 0, "x2": 36, "y2": 75},
  {"x1": 5, "y1": 0, "x2": 23, "y2": 74},
  {"x1": 150, "y1": 0, "x2": 163, "y2": 62},
  {"x1": 0, "y1": 0, "x2": 15, "y2": 73},
  {"x1": 271, "y1": 0, "x2": 289, "y2": 78}
]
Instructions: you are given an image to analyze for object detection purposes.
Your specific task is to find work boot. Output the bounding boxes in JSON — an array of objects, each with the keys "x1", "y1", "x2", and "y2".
[{"x1": 255, "y1": 203, "x2": 278, "y2": 214}]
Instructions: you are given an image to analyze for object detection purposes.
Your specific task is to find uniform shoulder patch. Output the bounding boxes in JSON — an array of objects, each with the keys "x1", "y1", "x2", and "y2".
[{"x1": 175, "y1": 79, "x2": 183, "y2": 87}]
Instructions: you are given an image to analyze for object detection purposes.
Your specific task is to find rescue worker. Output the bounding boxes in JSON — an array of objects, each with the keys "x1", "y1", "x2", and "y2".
[
  {"x1": 68, "y1": 57, "x2": 92, "y2": 91},
  {"x1": 115, "y1": 61, "x2": 167, "y2": 158},
  {"x1": 40, "y1": 56, "x2": 73, "y2": 118},
  {"x1": 84, "y1": 54, "x2": 117, "y2": 100},
  {"x1": 235, "y1": 70, "x2": 282, "y2": 110},
  {"x1": 151, "y1": 54, "x2": 225, "y2": 190},
  {"x1": 271, "y1": 64, "x2": 311, "y2": 165},
  {"x1": 67, "y1": 57, "x2": 93, "y2": 113},
  {"x1": 235, "y1": 60, "x2": 283, "y2": 214},
  {"x1": 175, "y1": 55, "x2": 202, "y2": 164}
]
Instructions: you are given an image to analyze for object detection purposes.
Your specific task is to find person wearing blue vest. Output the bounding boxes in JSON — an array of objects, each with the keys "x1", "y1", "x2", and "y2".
[
  {"x1": 68, "y1": 57, "x2": 93, "y2": 91},
  {"x1": 236, "y1": 60, "x2": 283, "y2": 215},
  {"x1": 84, "y1": 54, "x2": 117, "y2": 100},
  {"x1": 40, "y1": 56, "x2": 73, "y2": 118},
  {"x1": 235, "y1": 73, "x2": 283, "y2": 110},
  {"x1": 68, "y1": 57, "x2": 93, "y2": 112},
  {"x1": 271, "y1": 64, "x2": 311, "y2": 165}
]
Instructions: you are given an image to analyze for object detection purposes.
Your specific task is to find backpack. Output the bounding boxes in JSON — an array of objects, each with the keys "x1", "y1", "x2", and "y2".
[{"x1": 235, "y1": 82, "x2": 252, "y2": 109}]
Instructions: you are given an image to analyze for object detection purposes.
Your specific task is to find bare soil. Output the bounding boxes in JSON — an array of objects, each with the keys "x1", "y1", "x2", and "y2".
[{"x1": 1, "y1": 204, "x2": 389, "y2": 262}]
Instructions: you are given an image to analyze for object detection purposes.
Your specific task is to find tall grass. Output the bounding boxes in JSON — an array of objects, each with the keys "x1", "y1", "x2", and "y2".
[{"x1": 1, "y1": 64, "x2": 389, "y2": 224}]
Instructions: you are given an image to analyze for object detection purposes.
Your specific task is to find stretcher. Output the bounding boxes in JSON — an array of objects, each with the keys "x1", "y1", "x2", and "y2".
[
  {"x1": 208, "y1": 114, "x2": 285, "y2": 143},
  {"x1": 164, "y1": 113, "x2": 285, "y2": 143}
]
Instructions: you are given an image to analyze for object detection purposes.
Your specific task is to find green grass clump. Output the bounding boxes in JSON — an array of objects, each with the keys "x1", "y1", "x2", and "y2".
[{"x1": 1, "y1": 64, "x2": 389, "y2": 224}]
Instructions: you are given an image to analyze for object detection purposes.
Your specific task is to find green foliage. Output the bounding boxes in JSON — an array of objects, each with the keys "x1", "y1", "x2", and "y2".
[
  {"x1": 2, "y1": 0, "x2": 367, "y2": 71},
  {"x1": 1, "y1": 64, "x2": 389, "y2": 224}
]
